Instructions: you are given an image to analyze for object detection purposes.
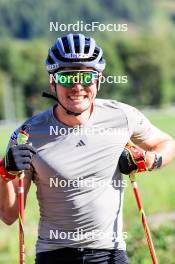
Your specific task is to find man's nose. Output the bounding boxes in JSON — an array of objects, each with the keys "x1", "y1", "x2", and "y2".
[{"x1": 71, "y1": 83, "x2": 84, "y2": 92}]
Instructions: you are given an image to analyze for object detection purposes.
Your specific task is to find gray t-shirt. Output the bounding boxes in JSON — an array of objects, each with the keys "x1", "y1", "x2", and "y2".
[{"x1": 8, "y1": 99, "x2": 156, "y2": 253}]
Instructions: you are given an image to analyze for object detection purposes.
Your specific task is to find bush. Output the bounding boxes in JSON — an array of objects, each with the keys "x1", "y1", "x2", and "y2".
[{"x1": 127, "y1": 222, "x2": 175, "y2": 264}]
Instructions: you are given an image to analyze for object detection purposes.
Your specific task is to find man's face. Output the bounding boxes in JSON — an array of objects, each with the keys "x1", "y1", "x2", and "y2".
[{"x1": 52, "y1": 68, "x2": 99, "y2": 114}]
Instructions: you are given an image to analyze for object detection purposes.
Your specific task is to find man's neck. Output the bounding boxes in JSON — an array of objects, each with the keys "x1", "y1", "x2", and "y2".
[{"x1": 54, "y1": 105, "x2": 93, "y2": 127}]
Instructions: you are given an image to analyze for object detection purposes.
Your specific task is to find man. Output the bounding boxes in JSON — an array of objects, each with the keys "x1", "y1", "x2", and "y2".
[{"x1": 0, "y1": 33, "x2": 175, "y2": 264}]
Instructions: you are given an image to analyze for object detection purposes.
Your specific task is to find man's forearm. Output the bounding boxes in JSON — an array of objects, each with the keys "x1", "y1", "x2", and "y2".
[
  {"x1": 146, "y1": 139, "x2": 175, "y2": 168},
  {"x1": 153, "y1": 139, "x2": 175, "y2": 165},
  {"x1": 0, "y1": 177, "x2": 18, "y2": 224}
]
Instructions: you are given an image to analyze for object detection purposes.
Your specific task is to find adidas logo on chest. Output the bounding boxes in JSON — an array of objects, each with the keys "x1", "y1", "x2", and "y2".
[{"x1": 76, "y1": 140, "x2": 86, "y2": 147}]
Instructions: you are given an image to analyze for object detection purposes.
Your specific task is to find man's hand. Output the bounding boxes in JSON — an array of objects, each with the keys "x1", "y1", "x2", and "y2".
[
  {"x1": 119, "y1": 143, "x2": 163, "y2": 175},
  {"x1": 119, "y1": 143, "x2": 147, "y2": 175},
  {"x1": 5, "y1": 144, "x2": 37, "y2": 174},
  {"x1": 0, "y1": 144, "x2": 34, "y2": 223}
]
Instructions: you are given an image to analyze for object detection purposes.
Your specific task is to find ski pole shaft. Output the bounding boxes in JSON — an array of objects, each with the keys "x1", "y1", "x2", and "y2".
[
  {"x1": 17, "y1": 128, "x2": 30, "y2": 264},
  {"x1": 18, "y1": 171, "x2": 25, "y2": 264},
  {"x1": 130, "y1": 174, "x2": 158, "y2": 264}
]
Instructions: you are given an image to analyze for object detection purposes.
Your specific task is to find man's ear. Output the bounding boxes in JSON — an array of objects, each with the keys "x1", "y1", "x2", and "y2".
[
  {"x1": 97, "y1": 73, "x2": 102, "y2": 91},
  {"x1": 49, "y1": 74, "x2": 56, "y2": 92},
  {"x1": 99, "y1": 73, "x2": 102, "y2": 81}
]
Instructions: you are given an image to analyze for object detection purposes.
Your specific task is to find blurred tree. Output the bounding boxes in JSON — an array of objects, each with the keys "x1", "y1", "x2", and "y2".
[
  {"x1": 0, "y1": 0, "x2": 155, "y2": 39},
  {"x1": 0, "y1": 34, "x2": 175, "y2": 119},
  {"x1": 0, "y1": 71, "x2": 16, "y2": 120},
  {"x1": 102, "y1": 0, "x2": 154, "y2": 26},
  {"x1": 97, "y1": 35, "x2": 127, "y2": 101},
  {"x1": 116, "y1": 36, "x2": 175, "y2": 107}
]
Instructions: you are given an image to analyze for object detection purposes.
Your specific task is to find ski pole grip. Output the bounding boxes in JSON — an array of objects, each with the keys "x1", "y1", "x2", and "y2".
[{"x1": 17, "y1": 125, "x2": 30, "y2": 145}]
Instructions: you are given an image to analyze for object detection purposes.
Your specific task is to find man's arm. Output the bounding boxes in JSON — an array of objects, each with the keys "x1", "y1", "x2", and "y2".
[
  {"x1": 0, "y1": 142, "x2": 37, "y2": 225},
  {"x1": 0, "y1": 176, "x2": 31, "y2": 225},
  {"x1": 137, "y1": 126, "x2": 175, "y2": 169},
  {"x1": 119, "y1": 130, "x2": 175, "y2": 175},
  {"x1": 118, "y1": 103, "x2": 175, "y2": 174}
]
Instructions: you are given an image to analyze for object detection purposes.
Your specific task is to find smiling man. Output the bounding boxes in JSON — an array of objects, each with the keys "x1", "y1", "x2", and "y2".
[
  {"x1": 0, "y1": 33, "x2": 175, "y2": 264},
  {"x1": 49, "y1": 68, "x2": 100, "y2": 127}
]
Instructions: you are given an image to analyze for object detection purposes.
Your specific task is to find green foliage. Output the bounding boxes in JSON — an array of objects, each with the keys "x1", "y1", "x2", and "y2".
[
  {"x1": 102, "y1": 0, "x2": 154, "y2": 25},
  {"x1": 0, "y1": 40, "x2": 49, "y2": 119},
  {"x1": 0, "y1": 72, "x2": 5, "y2": 119},
  {"x1": 115, "y1": 35, "x2": 175, "y2": 106},
  {"x1": 0, "y1": 34, "x2": 175, "y2": 120},
  {"x1": 0, "y1": 0, "x2": 155, "y2": 39},
  {"x1": 127, "y1": 223, "x2": 175, "y2": 264},
  {"x1": 0, "y1": 0, "x2": 175, "y2": 118},
  {"x1": 98, "y1": 34, "x2": 175, "y2": 107}
]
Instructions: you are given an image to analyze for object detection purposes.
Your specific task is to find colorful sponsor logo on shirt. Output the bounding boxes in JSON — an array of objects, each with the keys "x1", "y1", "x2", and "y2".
[{"x1": 10, "y1": 131, "x2": 17, "y2": 142}]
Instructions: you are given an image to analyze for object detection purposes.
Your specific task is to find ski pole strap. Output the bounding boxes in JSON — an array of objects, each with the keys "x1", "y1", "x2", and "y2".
[
  {"x1": 0, "y1": 159, "x2": 17, "y2": 181},
  {"x1": 126, "y1": 144, "x2": 147, "y2": 173}
]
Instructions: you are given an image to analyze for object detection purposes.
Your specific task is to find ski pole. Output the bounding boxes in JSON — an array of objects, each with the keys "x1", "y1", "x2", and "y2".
[
  {"x1": 17, "y1": 125, "x2": 30, "y2": 264},
  {"x1": 130, "y1": 174, "x2": 158, "y2": 264}
]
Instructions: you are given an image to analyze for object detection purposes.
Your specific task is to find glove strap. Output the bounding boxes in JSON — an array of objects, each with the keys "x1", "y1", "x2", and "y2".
[
  {"x1": 0, "y1": 160, "x2": 17, "y2": 181},
  {"x1": 127, "y1": 144, "x2": 147, "y2": 173}
]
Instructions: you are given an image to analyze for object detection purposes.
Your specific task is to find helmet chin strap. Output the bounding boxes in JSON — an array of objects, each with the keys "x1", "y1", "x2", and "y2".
[{"x1": 42, "y1": 92, "x2": 82, "y2": 116}]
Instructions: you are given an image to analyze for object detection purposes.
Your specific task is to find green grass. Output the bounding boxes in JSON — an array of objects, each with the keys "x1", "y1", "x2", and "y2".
[{"x1": 0, "y1": 111, "x2": 175, "y2": 263}]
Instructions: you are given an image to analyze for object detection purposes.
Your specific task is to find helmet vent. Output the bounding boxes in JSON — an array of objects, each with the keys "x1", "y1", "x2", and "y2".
[
  {"x1": 84, "y1": 39, "x2": 90, "y2": 54},
  {"x1": 62, "y1": 36, "x2": 70, "y2": 53},
  {"x1": 73, "y1": 35, "x2": 80, "y2": 53},
  {"x1": 52, "y1": 47, "x2": 62, "y2": 60},
  {"x1": 92, "y1": 47, "x2": 100, "y2": 59},
  {"x1": 47, "y1": 55, "x2": 55, "y2": 64}
]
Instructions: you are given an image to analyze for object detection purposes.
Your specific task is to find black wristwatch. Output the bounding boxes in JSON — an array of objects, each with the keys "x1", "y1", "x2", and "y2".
[{"x1": 149, "y1": 153, "x2": 162, "y2": 171}]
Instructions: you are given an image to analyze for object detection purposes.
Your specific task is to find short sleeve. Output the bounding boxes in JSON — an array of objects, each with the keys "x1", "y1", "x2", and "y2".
[{"x1": 118, "y1": 103, "x2": 157, "y2": 145}]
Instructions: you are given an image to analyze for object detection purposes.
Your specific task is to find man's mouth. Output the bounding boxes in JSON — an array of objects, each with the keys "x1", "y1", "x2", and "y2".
[{"x1": 68, "y1": 95, "x2": 88, "y2": 101}]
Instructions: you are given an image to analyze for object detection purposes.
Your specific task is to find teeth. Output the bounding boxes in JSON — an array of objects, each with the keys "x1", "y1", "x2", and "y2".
[{"x1": 69, "y1": 96, "x2": 85, "y2": 100}]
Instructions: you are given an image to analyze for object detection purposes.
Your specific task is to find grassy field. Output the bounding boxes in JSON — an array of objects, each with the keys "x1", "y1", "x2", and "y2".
[{"x1": 0, "y1": 110, "x2": 175, "y2": 263}]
